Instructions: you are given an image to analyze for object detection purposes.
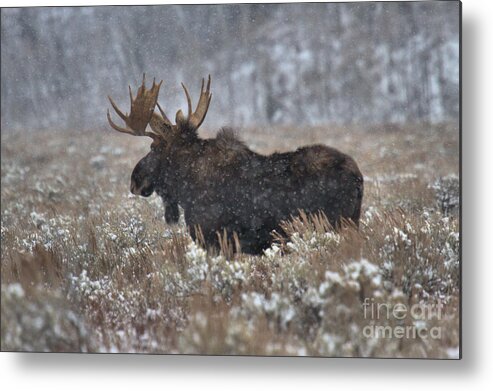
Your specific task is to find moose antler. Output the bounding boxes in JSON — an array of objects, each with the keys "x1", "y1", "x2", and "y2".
[
  {"x1": 107, "y1": 74, "x2": 167, "y2": 138},
  {"x1": 175, "y1": 75, "x2": 212, "y2": 130},
  {"x1": 107, "y1": 75, "x2": 212, "y2": 138}
]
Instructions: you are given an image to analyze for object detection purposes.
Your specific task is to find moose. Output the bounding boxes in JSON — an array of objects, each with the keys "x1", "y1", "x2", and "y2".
[{"x1": 107, "y1": 75, "x2": 363, "y2": 254}]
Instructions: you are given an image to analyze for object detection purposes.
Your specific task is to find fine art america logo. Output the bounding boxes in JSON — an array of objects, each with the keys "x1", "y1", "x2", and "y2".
[{"x1": 362, "y1": 298, "x2": 443, "y2": 339}]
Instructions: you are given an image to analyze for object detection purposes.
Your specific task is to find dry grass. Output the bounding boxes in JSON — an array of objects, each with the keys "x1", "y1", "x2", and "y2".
[{"x1": 1, "y1": 122, "x2": 460, "y2": 357}]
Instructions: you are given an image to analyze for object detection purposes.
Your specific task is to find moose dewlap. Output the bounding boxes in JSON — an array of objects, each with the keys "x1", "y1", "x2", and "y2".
[{"x1": 107, "y1": 75, "x2": 364, "y2": 254}]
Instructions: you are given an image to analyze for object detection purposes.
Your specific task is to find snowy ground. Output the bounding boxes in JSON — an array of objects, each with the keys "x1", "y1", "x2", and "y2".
[{"x1": 1, "y1": 122, "x2": 459, "y2": 357}]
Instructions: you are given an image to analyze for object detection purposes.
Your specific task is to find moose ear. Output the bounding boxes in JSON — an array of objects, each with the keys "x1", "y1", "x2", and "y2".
[{"x1": 150, "y1": 139, "x2": 160, "y2": 150}]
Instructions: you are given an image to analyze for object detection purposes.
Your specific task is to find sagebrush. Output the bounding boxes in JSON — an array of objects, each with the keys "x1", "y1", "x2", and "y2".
[{"x1": 1, "y1": 122, "x2": 460, "y2": 357}]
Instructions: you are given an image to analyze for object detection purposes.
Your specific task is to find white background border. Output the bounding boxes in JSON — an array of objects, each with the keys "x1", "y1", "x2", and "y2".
[{"x1": 1, "y1": 0, "x2": 491, "y2": 388}]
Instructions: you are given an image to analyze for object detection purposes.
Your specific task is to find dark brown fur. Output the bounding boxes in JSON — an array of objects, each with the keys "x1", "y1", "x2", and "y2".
[{"x1": 132, "y1": 126, "x2": 363, "y2": 254}]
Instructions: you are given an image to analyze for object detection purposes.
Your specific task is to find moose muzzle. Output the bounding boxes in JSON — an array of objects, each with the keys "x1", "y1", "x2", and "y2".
[{"x1": 130, "y1": 179, "x2": 154, "y2": 197}]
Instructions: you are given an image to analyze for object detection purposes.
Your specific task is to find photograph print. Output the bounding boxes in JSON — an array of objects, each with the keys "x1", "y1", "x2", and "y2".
[{"x1": 0, "y1": 1, "x2": 460, "y2": 358}]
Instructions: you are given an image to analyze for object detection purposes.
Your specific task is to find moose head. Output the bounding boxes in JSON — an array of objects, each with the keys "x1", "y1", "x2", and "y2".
[{"x1": 107, "y1": 74, "x2": 212, "y2": 223}]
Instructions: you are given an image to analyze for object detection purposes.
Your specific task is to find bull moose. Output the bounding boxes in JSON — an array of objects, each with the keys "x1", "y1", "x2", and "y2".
[{"x1": 107, "y1": 75, "x2": 363, "y2": 254}]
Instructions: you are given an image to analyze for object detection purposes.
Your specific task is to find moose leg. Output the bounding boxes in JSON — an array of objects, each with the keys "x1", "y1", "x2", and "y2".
[{"x1": 164, "y1": 202, "x2": 180, "y2": 224}]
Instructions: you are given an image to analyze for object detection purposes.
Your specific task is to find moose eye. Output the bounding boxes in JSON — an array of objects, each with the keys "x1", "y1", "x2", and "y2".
[
  {"x1": 150, "y1": 141, "x2": 165, "y2": 152},
  {"x1": 150, "y1": 143, "x2": 160, "y2": 152}
]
